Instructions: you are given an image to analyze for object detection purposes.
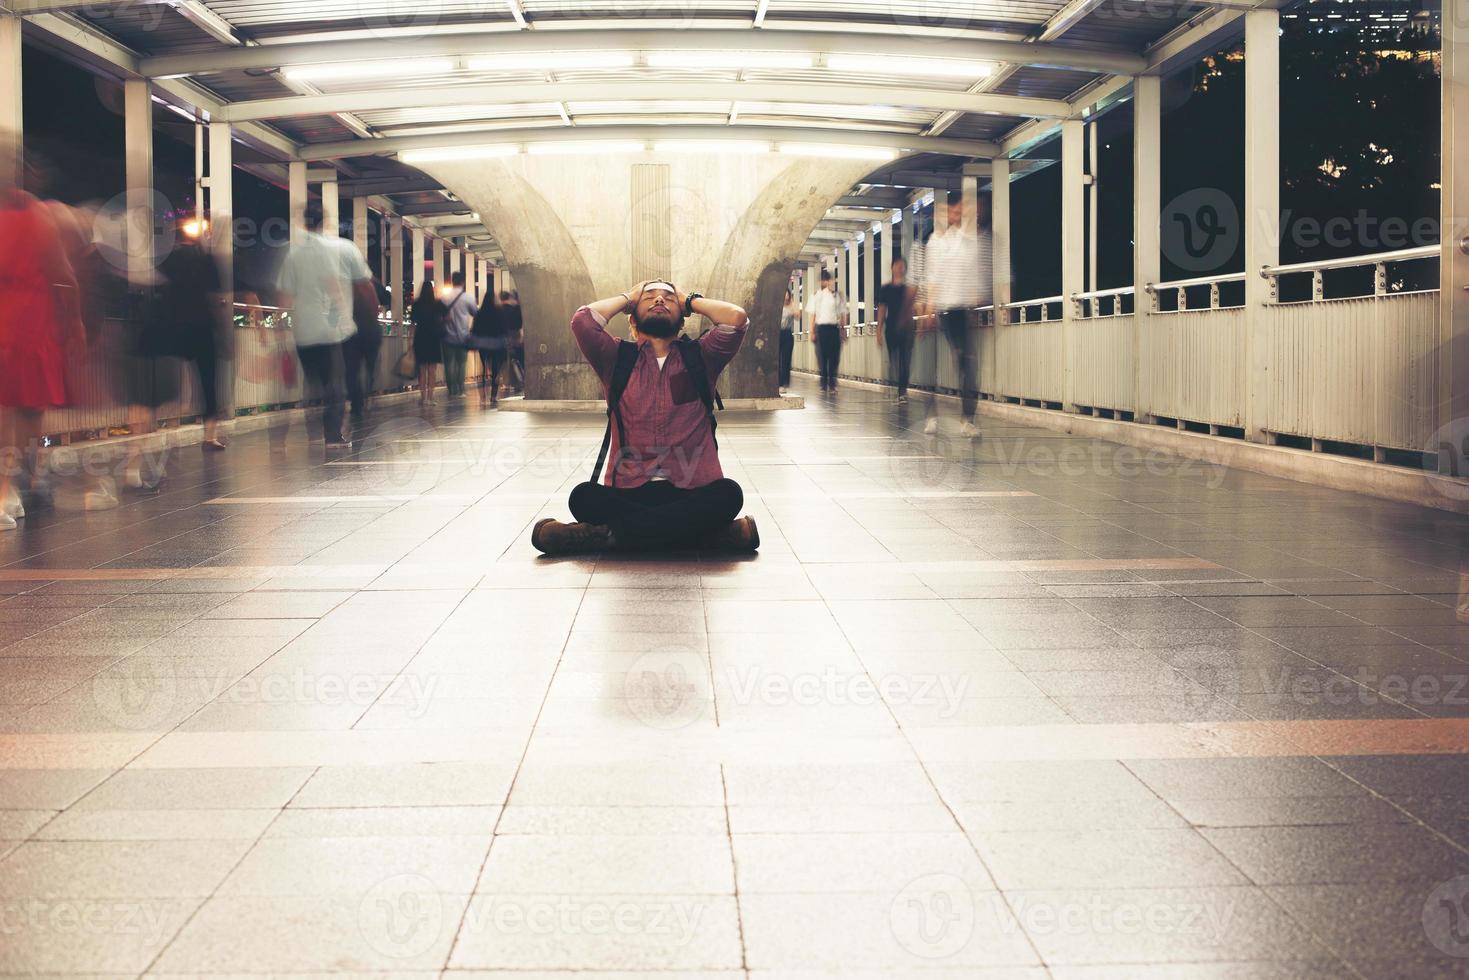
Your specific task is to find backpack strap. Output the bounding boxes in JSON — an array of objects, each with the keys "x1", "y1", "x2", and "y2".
[
  {"x1": 591, "y1": 340, "x2": 642, "y2": 486},
  {"x1": 676, "y1": 336, "x2": 722, "y2": 449}
]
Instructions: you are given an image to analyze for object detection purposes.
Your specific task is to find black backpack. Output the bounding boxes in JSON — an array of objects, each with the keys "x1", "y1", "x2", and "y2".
[{"x1": 591, "y1": 336, "x2": 724, "y2": 486}]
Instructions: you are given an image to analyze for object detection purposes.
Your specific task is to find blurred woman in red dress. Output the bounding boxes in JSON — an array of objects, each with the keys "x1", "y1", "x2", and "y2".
[{"x1": 0, "y1": 135, "x2": 84, "y2": 531}]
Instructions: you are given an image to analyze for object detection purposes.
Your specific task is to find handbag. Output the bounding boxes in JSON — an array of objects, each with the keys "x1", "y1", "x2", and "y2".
[{"x1": 394, "y1": 348, "x2": 416, "y2": 381}]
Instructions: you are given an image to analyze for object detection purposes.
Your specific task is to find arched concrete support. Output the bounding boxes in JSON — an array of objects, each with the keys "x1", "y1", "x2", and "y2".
[
  {"x1": 416, "y1": 153, "x2": 877, "y2": 399},
  {"x1": 706, "y1": 158, "x2": 875, "y2": 397}
]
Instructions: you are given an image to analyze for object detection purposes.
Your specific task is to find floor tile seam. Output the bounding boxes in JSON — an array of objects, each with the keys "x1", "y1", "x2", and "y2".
[
  {"x1": 1306, "y1": 753, "x2": 1469, "y2": 863},
  {"x1": 818, "y1": 607, "x2": 1052, "y2": 969},
  {"x1": 440, "y1": 573, "x2": 592, "y2": 970},
  {"x1": 135, "y1": 761, "x2": 323, "y2": 976},
  {"x1": 718, "y1": 764, "x2": 750, "y2": 973}
]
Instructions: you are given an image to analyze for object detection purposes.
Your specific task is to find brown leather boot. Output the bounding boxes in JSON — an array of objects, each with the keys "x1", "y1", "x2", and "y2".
[
  {"x1": 704, "y1": 516, "x2": 760, "y2": 553},
  {"x1": 532, "y1": 518, "x2": 613, "y2": 556}
]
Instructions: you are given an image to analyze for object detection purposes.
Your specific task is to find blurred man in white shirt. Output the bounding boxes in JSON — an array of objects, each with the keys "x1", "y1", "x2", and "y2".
[
  {"x1": 922, "y1": 190, "x2": 991, "y2": 438},
  {"x1": 804, "y1": 269, "x2": 848, "y2": 393}
]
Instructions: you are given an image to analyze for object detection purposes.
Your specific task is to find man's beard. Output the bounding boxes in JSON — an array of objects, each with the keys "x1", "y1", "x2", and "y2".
[{"x1": 636, "y1": 313, "x2": 680, "y2": 338}]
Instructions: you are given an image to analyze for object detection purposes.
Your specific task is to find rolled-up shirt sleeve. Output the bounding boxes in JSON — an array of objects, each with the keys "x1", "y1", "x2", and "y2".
[
  {"x1": 571, "y1": 306, "x2": 619, "y2": 385},
  {"x1": 698, "y1": 319, "x2": 747, "y2": 381}
]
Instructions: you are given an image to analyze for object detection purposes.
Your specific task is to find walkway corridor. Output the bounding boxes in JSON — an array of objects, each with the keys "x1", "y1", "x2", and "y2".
[{"x1": 4, "y1": 381, "x2": 1469, "y2": 977}]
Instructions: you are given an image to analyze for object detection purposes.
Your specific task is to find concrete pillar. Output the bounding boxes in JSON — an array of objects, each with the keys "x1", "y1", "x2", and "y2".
[
  {"x1": 123, "y1": 79, "x2": 154, "y2": 287},
  {"x1": 881, "y1": 212, "x2": 895, "y2": 285},
  {"x1": 1244, "y1": 8, "x2": 1280, "y2": 443},
  {"x1": 1134, "y1": 75, "x2": 1162, "y2": 422},
  {"x1": 411, "y1": 226, "x2": 425, "y2": 297},
  {"x1": 353, "y1": 197, "x2": 368, "y2": 257},
  {"x1": 386, "y1": 213, "x2": 404, "y2": 326},
  {"x1": 321, "y1": 179, "x2": 339, "y2": 238},
  {"x1": 992, "y1": 156, "x2": 1011, "y2": 394},
  {"x1": 207, "y1": 121, "x2": 234, "y2": 301},
  {"x1": 288, "y1": 160, "x2": 307, "y2": 242},
  {"x1": 1441, "y1": 7, "x2": 1469, "y2": 468},
  {"x1": 1061, "y1": 118, "x2": 1085, "y2": 411},
  {"x1": 0, "y1": 14, "x2": 19, "y2": 189},
  {"x1": 432, "y1": 237, "x2": 445, "y2": 288}
]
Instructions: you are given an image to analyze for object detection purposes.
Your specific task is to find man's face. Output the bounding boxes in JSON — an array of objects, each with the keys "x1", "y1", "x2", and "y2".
[
  {"x1": 892, "y1": 260, "x2": 906, "y2": 279},
  {"x1": 947, "y1": 203, "x2": 963, "y2": 228},
  {"x1": 633, "y1": 281, "x2": 681, "y2": 338}
]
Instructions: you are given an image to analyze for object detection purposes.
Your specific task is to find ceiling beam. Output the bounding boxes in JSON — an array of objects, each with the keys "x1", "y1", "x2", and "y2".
[
  {"x1": 394, "y1": 199, "x2": 472, "y2": 217},
  {"x1": 861, "y1": 169, "x2": 968, "y2": 191},
  {"x1": 836, "y1": 193, "x2": 908, "y2": 209},
  {"x1": 297, "y1": 124, "x2": 998, "y2": 161},
  {"x1": 338, "y1": 176, "x2": 444, "y2": 195},
  {"x1": 219, "y1": 79, "x2": 1069, "y2": 123},
  {"x1": 141, "y1": 27, "x2": 1147, "y2": 78}
]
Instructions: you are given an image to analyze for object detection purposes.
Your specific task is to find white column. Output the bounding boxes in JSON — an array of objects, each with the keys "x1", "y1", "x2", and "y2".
[
  {"x1": 1088, "y1": 121, "x2": 1099, "y2": 293},
  {"x1": 321, "y1": 179, "x2": 339, "y2": 237},
  {"x1": 353, "y1": 197, "x2": 368, "y2": 257},
  {"x1": 847, "y1": 242, "x2": 858, "y2": 325},
  {"x1": 1244, "y1": 8, "x2": 1280, "y2": 443},
  {"x1": 1134, "y1": 75, "x2": 1162, "y2": 423},
  {"x1": 0, "y1": 14, "x2": 20, "y2": 189},
  {"x1": 1061, "y1": 118, "x2": 1085, "y2": 411},
  {"x1": 933, "y1": 190, "x2": 949, "y2": 234},
  {"x1": 870, "y1": 226, "x2": 882, "y2": 318},
  {"x1": 992, "y1": 156, "x2": 1011, "y2": 396},
  {"x1": 123, "y1": 79, "x2": 154, "y2": 287},
  {"x1": 962, "y1": 175, "x2": 979, "y2": 233},
  {"x1": 1441, "y1": 6, "x2": 1469, "y2": 465},
  {"x1": 207, "y1": 121, "x2": 234, "y2": 301},
  {"x1": 901, "y1": 205, "x2": 915, "y2": 265},
  {"x1": 431, "y1": 237, "x2": 445, "y2": 287},
  {"x1": 288, "y1": 160, "x2": 307, "y2": 242},
  {"x1": 479, "y1": 258, "x2": 489, "y2": 301},
  {"x1": 881, "y1": 211, "x2": 895, "y2": 285},
  {"x1": 386, "y1": 213, "x2": 404, "y2": 326},
  {"x1": 857, "y1": 235, "x2": 868, "y2": 324},
  {"x1": 411, "y1": 226, "x2": 425, "y2": 296}
]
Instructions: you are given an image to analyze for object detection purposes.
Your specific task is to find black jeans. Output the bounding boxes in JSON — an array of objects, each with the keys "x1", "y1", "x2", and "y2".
[
  {"x1": 940, "y1": 309, "x2": 978, "y2": 418},
  {"x1": 778, "y1": 329, "x2": 794, "y2": 387},
  {"x1": 297, "y1": 342, "x2": 345, "y2": 443},
  {"x1": 885, "y1": 327, "x2": 914, "y2": 398},
  {"x1": 189, "y1": 340, "x2": 220, "y2": 421},
  {"x1": 343, "y1": 330, "x2": 381, "y2": 420},
  {"x1": 815, "y1": 323, "x2": 842, "y2": 390},
  {"x1": 480, "y1": 346, "x2": 508, "y2": 400},
  {"x1": 569, "y1": 478, "x2": 744, "y2": 551}
]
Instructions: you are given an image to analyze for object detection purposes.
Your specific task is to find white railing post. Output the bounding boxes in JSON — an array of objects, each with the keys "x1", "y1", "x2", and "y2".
[
  {"x1": 1374, "y1": 262, "x2": 1387, "y2": 297},
  {"x1": 1061, "y1": 118, "x2": 1085, "y2": 411},
  {"x1": 992, "y1": 157, "x2": 1012, "y2": 397},
  {"x1": 1244, "y1": 8, "x2": 1281, "y2": 443},
  {"x1": 1135, "y1": 74, "x2": 1160, "y2": 423}
]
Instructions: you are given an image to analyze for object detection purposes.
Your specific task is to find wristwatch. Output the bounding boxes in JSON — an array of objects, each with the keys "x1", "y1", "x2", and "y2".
[{"x1": 683, "y1": 292, "x2": 703, "y2": 318}]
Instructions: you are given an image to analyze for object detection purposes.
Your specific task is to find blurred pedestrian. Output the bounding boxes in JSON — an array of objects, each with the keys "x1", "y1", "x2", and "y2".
[
  {"x1": 440, "y1": 271, "x2": 478, "y2": 398},
  {"x1": 468, "y1": 291, "x2": 508, "y2": 408},
  {"x1": 804, "y1": 269, "x2": 847, "y2": 393},
  {"x1": 779, "y1": 287, "x2": 798, "y2": 393},
  {"x1": 410, "y1": 280, "x2": 446, "y2": 407},
  {"x1": 343, "y1": 263, "x2": 382, "y2": 426},
  {"x1": 921, "y1": 190, "x2": 988, "y2": 438},
  {"x1": 876, "y1": 255, "x2": 917, "y2": 404},
  {"x1": 500, "y1": 290, "x2": 525, "y2": 394},
  {"x1": 276, "y1": 203, "x2": 358, "y2": 447},
  {"x1": 158, "y1": 215, "x2": 229, "y2": 450},
  {"x1": 0, "y1": 138, "x2": 85, "y2": 530}
]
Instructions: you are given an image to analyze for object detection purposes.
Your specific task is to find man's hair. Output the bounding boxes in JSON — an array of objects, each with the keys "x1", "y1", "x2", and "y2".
[
  {"x1": 499, "y1": 290, "x2": 512, "y2": 301},
  {"x1": 946, "y1": 190, "x2": 963, "y2": 208},
  {"x1": 820, "y1": 269, "x2": 832, "y2": 282},
  {"x1": 303, "y1": 202, "x2": 325, "y2": 231},
  {"x1": 452, "y1": 271, "x2": 465, "y2": 287},
  {"x1": 892, "y1": 254, "x2": 906, "y2": 266}
]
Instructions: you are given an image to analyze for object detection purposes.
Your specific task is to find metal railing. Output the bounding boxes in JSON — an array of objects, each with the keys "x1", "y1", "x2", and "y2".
[
  {"x1": 1073, "y1": 286, "x2": 1136, "y2": 319},
  {"x1": 1145, "y1": 272, "x2": 1248, "y2": 313},
  {"x1": 1261, "y1": 244, "x2": 1438, "y2": 301}
]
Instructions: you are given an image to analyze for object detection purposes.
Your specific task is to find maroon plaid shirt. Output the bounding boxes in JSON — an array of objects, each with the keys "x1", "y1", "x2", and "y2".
[{"x1": 572, "y1": 306, "x2": 746, "y2": 489}]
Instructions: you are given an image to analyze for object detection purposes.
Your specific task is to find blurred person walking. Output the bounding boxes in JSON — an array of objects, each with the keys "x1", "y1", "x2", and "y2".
[
  {"x1": 410, "y1": 280, "x2": 446, "y2": 407},
  {"x1": 158, "y1": 216, "x2": 229, "y2": 450},
  {"x1": 440, "y1": 271, "x2": 478, "y2": 398},
  {"x1": 921, "y1": 190, "x2": 989, "y2": 438},
  {"x1": 0, "y1": 144, "x2": 85, "y2": 530},
  {"x1": 876, "y1": 255, "x2": 917, "y2": 404},
  {"x1": 468, "y1": 292, "x2": 508, "y2": 408},
  {"x1": 343, "y1": 262, "x2": 383, "y2": 426},
  {"x1": 804, "y1": 269, "x2": 847, "y2": 393},
  {"x1": 500, "y1": 290, "x2": 525, "y2": 394},
  {"x1": 276, "y1": 203, "x2": 359, "y2": 448},
  {"x1": 778, "y1": 287, "x2": 798, "y2": 393}
]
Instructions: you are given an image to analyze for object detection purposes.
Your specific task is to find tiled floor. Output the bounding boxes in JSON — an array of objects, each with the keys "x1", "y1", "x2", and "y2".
[{"x1": 3, "y1": 378, "x2": 1469, "y2": 978}]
